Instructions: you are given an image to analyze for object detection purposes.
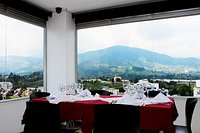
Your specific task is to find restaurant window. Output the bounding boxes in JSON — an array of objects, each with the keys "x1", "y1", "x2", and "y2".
[
  {"x1": 0, "y1": 13, "x2": 44, "y2": 100},
  {"x1": 77, "y1": 14, "x2": 200, "y2": 97}
]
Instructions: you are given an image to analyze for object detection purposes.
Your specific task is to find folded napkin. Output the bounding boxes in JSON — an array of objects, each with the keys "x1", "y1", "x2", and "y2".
[
  {"x1": 94, "y1": 93, "x2": 100, "y2": 98},
  {"x1": 77, "y1": 89, "x2": 93, "y2": 98},
  {"x1": 115, "y1": 93, "x2": 147, "y2": 106},
  {"x1": 47, "y1": 92, "x2": 77, "y2": 104},
  {"x1": 75, "y1": 89, "x2": 102, "y2": 101},
  {"x1": 147, "y1": 92, "x2": 172, "y2": 104}
]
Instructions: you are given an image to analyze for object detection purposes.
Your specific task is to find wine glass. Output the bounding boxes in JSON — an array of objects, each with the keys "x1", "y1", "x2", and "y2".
[
  {"x1": 123, "y1": 82, "x2": 129, "y2": 95},
  {"x1": 76, "y1": 83, "x2": 83, "y2": 94},
  {"x1": 58, "y1": 83, "x2": 66, "y2": 93},
  {"x1": 67, "y1": 83, "x2": 76, "y2": 95},
  {"x1": 135, "y1": 83, "x2": 145, "y2": 99}
]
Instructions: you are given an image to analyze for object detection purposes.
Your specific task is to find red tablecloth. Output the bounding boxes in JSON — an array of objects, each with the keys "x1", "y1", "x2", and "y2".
[
  {"x1": 140, "y1": 101, "x2": 178, "y2": 133},
  {"x1": 30, "y1": 96, "x2": 178, "y2": 133}
]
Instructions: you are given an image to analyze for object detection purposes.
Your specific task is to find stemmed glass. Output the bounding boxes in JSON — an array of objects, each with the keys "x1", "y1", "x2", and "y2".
[
  {"x1": 123, "y1": 82, "x2": 129, "y2": 95},
  {"x1": 66, "y1": 83, "x2": 76, "y2": 95},
  {"x1": 57, "y1": 82, "x2": 84, "y2": 95},
  {"x1": 58, "y1": 83, "x2": 75, "y2": 95},
  {"x1": 76, "y1": 83, "x2": 83, "y2": 94},
  {"x1": 135, "y1": 83, "x2": 147, "y2": 99},
  {"x1": 123, "y1": 82, "x2": 135, "y2": 96},
  {"x1": 58, "y1": 83, "x2": 66, "y2": 93}
]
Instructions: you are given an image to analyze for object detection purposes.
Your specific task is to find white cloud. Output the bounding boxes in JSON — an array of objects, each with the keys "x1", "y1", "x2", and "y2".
[
  {"x1": 0, "y1": 15, "x2": 43, "y2": 57},
  {"x1": 78, "y1": 14, "x2": 200, "y2": 59},
  {"x1": 1, "y1": 13, "x2": 200, "y2": 59}
]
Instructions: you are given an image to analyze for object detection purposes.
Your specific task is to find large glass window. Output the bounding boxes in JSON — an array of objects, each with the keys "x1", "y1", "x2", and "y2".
[
  {"x1": 0, "y1": 14, "x2": 44, "y2": 100},
  {"x1": 77, "y1": 14, "x2": 200, "y2": 96}
]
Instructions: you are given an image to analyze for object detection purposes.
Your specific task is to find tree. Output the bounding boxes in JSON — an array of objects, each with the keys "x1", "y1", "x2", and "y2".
[{"x1": 177, "y1": 84, "x2": 193, "y2": 96}]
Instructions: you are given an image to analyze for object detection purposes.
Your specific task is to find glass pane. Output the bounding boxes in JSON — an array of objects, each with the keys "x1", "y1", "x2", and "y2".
[
  {"x1": 0, "y1": 14, "x2": 44, "y2": 100},
  {"x1": 77, "y1": 14, "x2": 200, "y2": 96},
  {"x1": 0, "y1": 14, "x2": 6, "y2": 78}
]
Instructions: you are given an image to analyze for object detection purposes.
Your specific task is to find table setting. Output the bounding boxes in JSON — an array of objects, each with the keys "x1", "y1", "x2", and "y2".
[
  {"x1": 45, "y1": 82, "x2": 172, "y2": 106},
  {"x1": 114, "y1": 82, "x2": 172, "y2": 106},
  {"x1": 46, "y1": 83, "x2": 104, "y2": 104},
  {"x1": 27, "y1": 82, "x2": 178, "y2": 133}
]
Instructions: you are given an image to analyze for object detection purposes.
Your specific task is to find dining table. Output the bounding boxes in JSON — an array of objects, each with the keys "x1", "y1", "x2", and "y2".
[{"x1": 27, "y1": 95, "x2": 178, "y2": 133}]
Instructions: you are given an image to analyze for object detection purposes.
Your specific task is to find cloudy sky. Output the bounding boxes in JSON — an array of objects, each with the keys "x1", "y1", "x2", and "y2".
[
  {"x1": 78, "y1": 14, "x2": 200, "y2": 59},
  {"x1": 0, "y1": 14, "x2": 43, "y2": 57},
  {"x1": 1, "y1": 13, "x2": 200, "y2": 59}
]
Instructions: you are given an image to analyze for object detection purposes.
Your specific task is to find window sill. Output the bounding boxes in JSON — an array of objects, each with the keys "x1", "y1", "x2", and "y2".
[{"x1": 0, "y1": 96, "x2": 29, "y2": 103}]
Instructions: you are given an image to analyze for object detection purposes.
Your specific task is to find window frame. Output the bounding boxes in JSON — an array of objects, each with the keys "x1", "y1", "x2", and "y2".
[
  {"x1": 0, "y1": 13, "x2": 47, "y2": 101},
  {"x1": 75, "y1": 8, "x2": 200, "y2": 97}
]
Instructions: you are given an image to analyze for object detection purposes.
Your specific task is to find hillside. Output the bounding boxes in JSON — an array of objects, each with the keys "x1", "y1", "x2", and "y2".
[
  {"x1": 0, "y1": 56, "x2": 43, "y2": 75},
  {"x1": 78, "y1": 45, "x2": 200, "y2": 79}
]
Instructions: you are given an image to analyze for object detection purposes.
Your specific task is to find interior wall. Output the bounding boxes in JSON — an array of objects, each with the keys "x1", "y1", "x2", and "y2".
[
  {"x1": 0, "y1": 98, "x2": 28, "y2": 133},
  {"x1": 46, "y1": 11, "x2": 76, "y2": 94}
]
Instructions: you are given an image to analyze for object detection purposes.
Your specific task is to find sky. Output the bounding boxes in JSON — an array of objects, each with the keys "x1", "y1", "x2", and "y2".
[
  {"x1": 1, "y1": 13, "x2": 200, "y2": 59},
  {"x1": 0, "y1": 14, "x2": 43, "y2": 58},
  {"x1": 78, "y1": 14, "x2": 200, "y2": 59}
]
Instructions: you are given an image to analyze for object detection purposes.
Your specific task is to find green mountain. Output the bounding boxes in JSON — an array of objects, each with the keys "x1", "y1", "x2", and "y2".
[{"x1": 78, "y1": 45, "x2": 200, "y2": 79}]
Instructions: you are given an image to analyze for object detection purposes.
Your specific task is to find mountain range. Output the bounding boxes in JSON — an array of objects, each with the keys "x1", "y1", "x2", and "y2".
[
  {"x1": 0, "y1": 56, "x2": 43, "y2": 75},
  {"x1": 78, "y1": 45, "x2": 200, "y2": 79},
  {"x1": 0, "y1": 46, "x2": 199, "y2": 79}
]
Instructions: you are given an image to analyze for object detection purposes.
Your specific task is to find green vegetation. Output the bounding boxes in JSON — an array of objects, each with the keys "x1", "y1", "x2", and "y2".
[
  {"x1": 152, "y1": 80, "x2": 194, "y2": 96},
  {"x1": 0, "y1": 71, "x2": 43, "y2": 89},
  {"x1": 0, "y1": 71, "x2": 194, "y2": 97},
  {"x1": 81, "y1": 80, "x2": 123, "y2": 90},
  {"x1": 80, "y1": 78, "x2": 194, "y2": 96},
  {"x1": 78, "y1": 46, "x2": 200, "y2": 81},
  {"x1": 78, "y1": 66, "x2": 200, "y2": 80}
]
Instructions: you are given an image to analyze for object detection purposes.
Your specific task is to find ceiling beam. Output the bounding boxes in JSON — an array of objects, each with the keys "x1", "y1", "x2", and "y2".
[
  {"x1": 73, "y1": 0, "x2": 200, "y2": 24},
  {"x1": 0, "y1": 0, "x2": 52, "y2": 21}
]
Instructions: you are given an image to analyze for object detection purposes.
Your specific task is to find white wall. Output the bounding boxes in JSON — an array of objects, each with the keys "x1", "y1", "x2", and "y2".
[
  {"x1": 0, "y1": 98, "x2": 28, "y2": 133},
  {"x1": 46, "y1": 11, "x2": 76, "y2": 93}
]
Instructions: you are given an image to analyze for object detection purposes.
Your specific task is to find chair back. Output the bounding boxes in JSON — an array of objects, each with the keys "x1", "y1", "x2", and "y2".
[
  {"x1": 147, "y1": 90, "x2": 160, "y2": 97},
  {"x1": 23, "y1": 101, "x2": 61, "y2": 132},
  {"x1": 93, "y1": 104, "x2": 140, "y2": 133},
  {"x1": 185, "y1": 98, "x2": 198, "y2": 133},
  {"x1": 90, "y1": 90, "x2": 112, "y2": 95},
  {"x1": 29, "y1": 91, "x2": 50, "y2": 100}
]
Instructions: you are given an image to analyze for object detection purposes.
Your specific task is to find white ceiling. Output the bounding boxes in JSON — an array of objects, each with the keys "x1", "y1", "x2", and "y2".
[{"x1": 24, "y1": 0, "x2": 157, "y2": 13}]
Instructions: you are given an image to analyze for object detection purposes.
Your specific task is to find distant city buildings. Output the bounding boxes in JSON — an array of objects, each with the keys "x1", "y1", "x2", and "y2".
[
  {"x1": 0, "y1": 81, "x2": 43, "y2": 100},
  {"x1": 80, "y1": 76, "x2": 197, "y2": 96},
  {"x1": 0, "y1": 82, "x2": 13, "y2": 90},
  {"x1": 137, "y1": 79, "x2": 159, "y2": 90},
  {"x1": 194, "y1": 80, "x2": 200, "y2": 97}
]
